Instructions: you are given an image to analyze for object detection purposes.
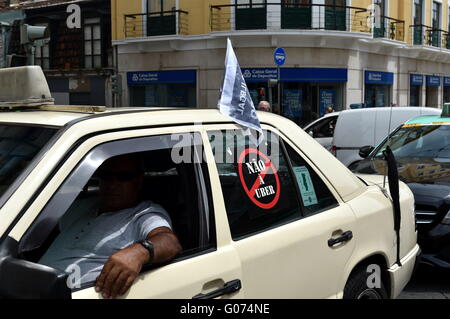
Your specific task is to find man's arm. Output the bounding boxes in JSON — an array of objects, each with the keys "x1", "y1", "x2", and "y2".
[{"x1": 95, "y1": 226, "x2": 182, "y2": 299}]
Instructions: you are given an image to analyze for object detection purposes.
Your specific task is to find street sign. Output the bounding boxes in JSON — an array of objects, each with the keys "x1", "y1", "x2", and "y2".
[{"x1": 274, "y1": 48, "x2": 286, "y2": 66}]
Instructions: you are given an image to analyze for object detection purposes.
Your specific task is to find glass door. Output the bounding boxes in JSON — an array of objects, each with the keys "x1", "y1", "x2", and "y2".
[
  {"x1": 373, "y1": 0, "x2": 386, "y2": 38},
  {"x1": 147, "y1": 0, "x2": 177, "y2": 36},
  {"x1": 235, "y1": 0, "x2": 267, "y2": 30},
  {"x1": 325, "y1": 0, "x2": 346, "y2": 31},
  {"x1": 431, "y1": 1, "x2": 441, "y2": 47},
  {"x1": 281, "y1": 0, "x2": 312, "y2": 30},
  {"x1": 413, "y1": 0, "x2": 423, "y2": 44}
]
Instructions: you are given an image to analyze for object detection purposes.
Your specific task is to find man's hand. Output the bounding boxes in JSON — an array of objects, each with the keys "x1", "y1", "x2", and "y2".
[
  {"x1": 95, "y1": 243, "x2": 149, "y2": 299},
  {"x1": 95, "y1": 227, "x2": 181, "y2": 299}
]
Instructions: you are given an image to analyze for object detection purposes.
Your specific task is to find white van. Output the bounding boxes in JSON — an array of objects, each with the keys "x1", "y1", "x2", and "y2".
[{"x1": 331, "y1": 107, "x2": 441, "y2": 167}]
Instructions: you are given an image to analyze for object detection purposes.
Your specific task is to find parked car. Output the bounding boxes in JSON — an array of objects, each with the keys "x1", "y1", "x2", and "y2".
[
  {"x1": 303, "y1": 112, "x2": 340, "y2": 151},
  {"x1": 331, "y1": 107, "x2": 441, "y2": 167},
  {"x1": 0, "y1": 66, "x2": 418, "y2": 299},
  {"x1": 352, "y1": 109, "x2": 450, "y2": 270}
]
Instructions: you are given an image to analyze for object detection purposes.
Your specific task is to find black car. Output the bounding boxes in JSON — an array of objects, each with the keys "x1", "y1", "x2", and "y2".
[{"x1": 351, "y1": 115, "x2": 450, "y2": 269}]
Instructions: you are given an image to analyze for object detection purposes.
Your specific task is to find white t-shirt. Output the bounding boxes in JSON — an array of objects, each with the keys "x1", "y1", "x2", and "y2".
[{"x1": 39, "y1": 200, "x2": 171, "y2": 287}]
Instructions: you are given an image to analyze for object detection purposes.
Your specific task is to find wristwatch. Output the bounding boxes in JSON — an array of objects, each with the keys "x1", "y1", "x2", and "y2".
[{"x1": 138, "y1": 240, "x2": 154, "y2": 264}]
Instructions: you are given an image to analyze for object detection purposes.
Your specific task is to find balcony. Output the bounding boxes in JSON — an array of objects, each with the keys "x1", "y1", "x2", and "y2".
[
  {"x1": 210, "y1": 3, "x2": 405, "y2": 42},
  {"x1": 373, "y1": 16, "x2": 405, "y2": 42},
  {"x1": 124, "y1": 10, "x2": 188, "y2": 38},
  {"x1": 410, "y1": 25, "x2": 450, "y2": 49}
]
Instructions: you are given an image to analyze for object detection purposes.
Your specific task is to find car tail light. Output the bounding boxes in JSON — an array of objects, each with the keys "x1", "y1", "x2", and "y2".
[{"x1": 331, "y1": 145, "x2": 337, "y2": 157}]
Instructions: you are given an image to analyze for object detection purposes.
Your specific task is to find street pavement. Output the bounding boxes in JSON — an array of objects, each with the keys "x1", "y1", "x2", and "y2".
[{"x1": 398, "y1": 264, "x2": 450, "y2": 299}]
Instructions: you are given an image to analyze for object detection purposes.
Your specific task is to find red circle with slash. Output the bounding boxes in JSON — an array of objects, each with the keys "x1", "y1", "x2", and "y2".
[{"x1": 238, "y1": 148, "x2": 280, "y2": 210}]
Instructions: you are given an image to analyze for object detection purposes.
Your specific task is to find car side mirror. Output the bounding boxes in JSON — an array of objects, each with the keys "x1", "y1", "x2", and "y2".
[
  {"x1": 359, "y1": 145, "x2": 374, "y2": 159},
  {"x1": 308, "y1": 130, "x2": 314, "y2": 137},
  {"x1": 0, "y1": 237, "x2": 71, "y2": 299}
]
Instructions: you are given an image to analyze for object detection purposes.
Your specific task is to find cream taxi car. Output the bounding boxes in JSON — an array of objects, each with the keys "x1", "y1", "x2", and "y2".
[{"x1": 0, "y1": 66, "x2": 419, "y2": 299}]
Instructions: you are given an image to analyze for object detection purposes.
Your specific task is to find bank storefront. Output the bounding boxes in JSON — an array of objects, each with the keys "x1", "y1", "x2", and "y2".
[
  {"x1": 128, "y1": 70, "x2": 197, "y2": 107},
  {"x1": 364, "y1": 71, "x2": 393, "y2": 107},
  {"x1": 444, "y1": 77, "x2": 450, "y2": 104},
  {"x1": 410, "y1": 74, "x2": 423, "y2": 106},
  {"x1": 426, "y1": 75, "x2": 441, "y2": 107},
  {"x1": 243, "y1": 67, "x2": 347, "y2": 126}
]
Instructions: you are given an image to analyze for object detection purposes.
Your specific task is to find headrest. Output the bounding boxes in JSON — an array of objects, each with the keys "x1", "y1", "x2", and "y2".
[{"x1": 142, "y1": 149, "x2": 176, "y2": 173}]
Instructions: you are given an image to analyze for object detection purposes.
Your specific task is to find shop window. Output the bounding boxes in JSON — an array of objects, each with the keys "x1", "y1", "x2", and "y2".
[
  {"x1": 130, "y1": 84, "x2": 196, "y2": 108},
  {"x1": 410, "y1": 85, "x2": 421, "y2": 106},
  {"x1": 365, "y1": 85, "x2": 391, "y2": 107},
  {"x1": 84, "y1": 17, "x2": 102, "y2": 69},
  {"x1": 444, "y1": 87, "x2": 450, "y2": 103}
]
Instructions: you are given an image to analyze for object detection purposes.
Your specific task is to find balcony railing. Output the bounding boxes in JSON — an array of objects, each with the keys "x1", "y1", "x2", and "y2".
[
  {"x1": 124, "y1": 10, "x2": 188, "y2": 38},
  {"x1": 210, "y1": 3, "x2": 405, "y2": 42},
  {"x1": 410, "y1": 24, "x2": 450, "y2": 49},
  {"x1": 373, "y1": 16, "x2": 405, "y2": 42}
]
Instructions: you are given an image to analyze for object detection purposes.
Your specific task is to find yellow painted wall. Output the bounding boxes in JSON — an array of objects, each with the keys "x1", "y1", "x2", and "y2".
[
  {"x1": 424, "y1": 0, "x2": 430, "y2": 26},
  {"x1": 180, "y1": 0, "x2": 231, "y2": 34},
  {"x1": 112, "y1": 0, "x2": 143, "y2": 40},
  {"x1": 401, "y1": 0, "x2": 413, "y2": 45},
  {"x1": 111, "y1": 0, "x2": 449, "y2": 43},
  {"x1": 351, "y1": 0, "x2": 371, "y2": 8}
]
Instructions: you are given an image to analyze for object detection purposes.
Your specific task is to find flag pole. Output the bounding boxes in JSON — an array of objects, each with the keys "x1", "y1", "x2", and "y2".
[{"x1": 277, "y1": 65, "x2": 280, "y2": 115}]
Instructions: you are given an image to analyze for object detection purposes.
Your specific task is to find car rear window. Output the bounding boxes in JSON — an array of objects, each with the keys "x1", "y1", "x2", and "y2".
[
  {"x1": 0, "y1": 124, "x2": 57, "y2": 198},
  {"x1": 208, "y1": 129, "x2": 302, "y2": 240}
]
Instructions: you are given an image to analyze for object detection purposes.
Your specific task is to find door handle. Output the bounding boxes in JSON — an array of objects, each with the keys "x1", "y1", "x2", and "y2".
[
  {"x1": 328, "y1": 231, "x2": 353, "y2": 247},
  {"x1": 192, "y1": 279, "x2": 242, "y2": 299}
]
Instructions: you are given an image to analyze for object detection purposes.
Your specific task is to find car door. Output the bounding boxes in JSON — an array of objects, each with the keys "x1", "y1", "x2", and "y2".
[
  {"x1": 206, "y1": 125, "x2": 357, "y2": 298},
  {"x1": 5, "y1": 126, "x2": 243, "y2": 299}
]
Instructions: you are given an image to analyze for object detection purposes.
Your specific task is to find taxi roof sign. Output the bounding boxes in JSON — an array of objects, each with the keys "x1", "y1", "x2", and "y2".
[{"x1": 0, "y1": 66, "x2": 54, "y2": 109}]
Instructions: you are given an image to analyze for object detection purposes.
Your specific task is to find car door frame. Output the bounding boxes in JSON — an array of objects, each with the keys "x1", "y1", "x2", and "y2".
[
  {"x1": 4, "y1": 125, "x2": 244, "y2": 299},
  {"x1": 203, "y1": 123, "x2": 357, "y2": 298}
]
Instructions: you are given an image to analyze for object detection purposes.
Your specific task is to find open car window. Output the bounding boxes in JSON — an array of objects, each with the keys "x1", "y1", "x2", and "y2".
[
  {"x1": 307, "y1": 115, "x2": 338, "y2": 138},
  {"x1": 18, "y1": 133, "x2": 215, "y2": 290}
]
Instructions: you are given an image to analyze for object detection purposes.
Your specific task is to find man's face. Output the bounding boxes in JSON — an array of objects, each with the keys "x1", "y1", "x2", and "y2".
[{"x1": 98, "y1": 156, "x2": 144, "y2": 213}]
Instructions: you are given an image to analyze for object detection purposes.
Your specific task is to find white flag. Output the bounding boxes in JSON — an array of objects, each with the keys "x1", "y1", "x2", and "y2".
[{"x1": 218, "y1": 38, "x2": 262, "y2": 133}]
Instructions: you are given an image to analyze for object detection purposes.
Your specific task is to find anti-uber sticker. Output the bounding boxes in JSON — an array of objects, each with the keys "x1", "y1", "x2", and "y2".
[{"x1": 238, "y1": 148, "x2": 280, "y2": 210}]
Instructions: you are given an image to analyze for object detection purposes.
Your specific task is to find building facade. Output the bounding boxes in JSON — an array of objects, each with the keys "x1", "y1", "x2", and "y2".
[
  {"x1": 112, "y1": 0, "x2": 450, "y2": 126},
  {"x1": 1, "y1": 0, "x2": 113, "y2": 106}
]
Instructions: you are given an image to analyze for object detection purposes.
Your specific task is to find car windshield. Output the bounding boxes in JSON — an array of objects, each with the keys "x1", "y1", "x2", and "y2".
[
  {"x1": 0, "y1": 124, "x2": 57, "y2": 198},
  {"x1": 372, "y1": 124, "x2": 450, "y2": 160}
]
